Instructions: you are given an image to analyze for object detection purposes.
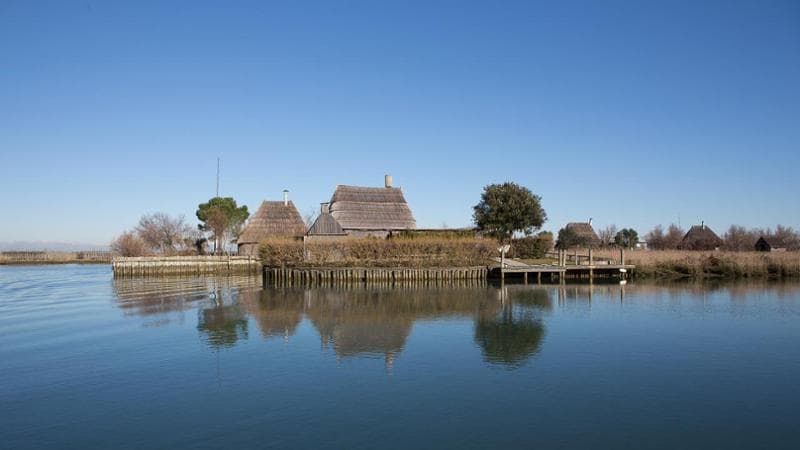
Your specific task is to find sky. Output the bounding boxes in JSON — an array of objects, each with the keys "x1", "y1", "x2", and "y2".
[{"x1": 1, "y1": 0, "x2": 799, "y2": 246}]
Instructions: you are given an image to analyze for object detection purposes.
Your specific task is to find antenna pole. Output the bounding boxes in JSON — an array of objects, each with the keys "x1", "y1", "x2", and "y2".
[{"x1": 216, "y1": 157, "x2": 220, "y2": 197}]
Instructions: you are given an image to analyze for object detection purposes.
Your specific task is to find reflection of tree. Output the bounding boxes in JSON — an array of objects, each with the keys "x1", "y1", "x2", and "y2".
[
  {"x1": 196, "y1": 287, "x2": 249, "y2": 349},
  {"x1": 474, "y1": 287, "x2": 551, "y2": 368}
]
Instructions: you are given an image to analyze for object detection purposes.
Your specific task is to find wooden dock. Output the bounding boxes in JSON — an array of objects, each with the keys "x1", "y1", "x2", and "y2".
[{"x1": 492, "y1": 249, "x2": 635, "y2": 283}]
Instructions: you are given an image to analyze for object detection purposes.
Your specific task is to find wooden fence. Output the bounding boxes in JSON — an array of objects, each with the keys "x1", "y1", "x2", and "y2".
[{"x1": 264, "y1": 266, "x2": 489, "y2": 287}]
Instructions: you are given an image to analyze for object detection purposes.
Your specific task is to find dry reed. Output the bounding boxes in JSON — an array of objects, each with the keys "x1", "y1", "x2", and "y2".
[{"x1": 595, "y1": 249, "x2": 800, "y2": 279}]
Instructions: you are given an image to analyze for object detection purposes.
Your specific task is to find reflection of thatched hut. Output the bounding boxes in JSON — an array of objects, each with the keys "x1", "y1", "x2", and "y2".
[
  {"x1": 565, "y1": 221, "x2": 600, "y2": 247},
  {"x1": 239, "y1": 289, "x2": 305, "y2": 340},
  {"x1": 755, "y1": 236, "x2": 786, "y2": 252},
  {"x1": 238, "y1": 197, "x2": 306, "y2": 255},
  {"x1": 321, "y1": 175, "x2": 416, "y2": 238},
  {"x1": 681, "y1": 222, "x2": 722, "y2": 250}
]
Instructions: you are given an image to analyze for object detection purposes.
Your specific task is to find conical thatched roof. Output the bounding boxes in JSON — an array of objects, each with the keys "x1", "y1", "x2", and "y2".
[
  {"x1": 681, "y1": 224, "x2": 722, "y2": 250},
  {"x1": 238, "y1": 201, "x2": 306, "y2": 244},
  {"x1": 328, "y1": 185, "x2": 416, "y2": 230},
  {"x1": 565, "y1": 222, "x2": 600, "y2": 246},
  {"x1": 307, "y1": 212, "x2": 346, "y2": 236}
]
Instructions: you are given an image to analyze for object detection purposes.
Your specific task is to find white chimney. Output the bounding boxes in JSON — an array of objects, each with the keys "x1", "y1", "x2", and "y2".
[
  {"x1": 385, "y1": 174, "x2": 393, "y2": 188},
  {"x1": 701, "y1": 220, "x2": 705, "y2": 230},
  {"x1": 283, "y1": 189, "x2": 289, "y2": 206},
  {"x1": 320, "y1": 202, "x2": 329, "y2": 214},
  {"x1": 589, "y1": 218, "x2": 593, "y2": 226}
]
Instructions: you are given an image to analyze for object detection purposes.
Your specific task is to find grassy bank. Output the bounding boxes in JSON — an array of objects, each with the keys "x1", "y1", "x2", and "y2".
[
  {"x1": 259, "y1": 237, "x2": 496, "y2": 268},
  {"x1": 595, "y1": 250, "x2": 800, "y2": 280}
]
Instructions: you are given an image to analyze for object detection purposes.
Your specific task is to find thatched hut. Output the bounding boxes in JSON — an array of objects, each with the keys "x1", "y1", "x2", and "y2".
[
  {"x1": 755, "y1": 236, "x2": 787, "y2": 252},
  {"x1": 680, "y1": 222, "x2": 722, "y2": 250},
  {"x1": 565, "y1": 221, "x2": 600, "y2": 247},
  {"x1": 323, "y1": 175, "x2": 416, "y2": 238},
  {"x1": 237, "y1": 194, "x2": 306, "y2": 255},
  {"x1": 306, "y1": 203, "x2": 348, "y2": 241}
]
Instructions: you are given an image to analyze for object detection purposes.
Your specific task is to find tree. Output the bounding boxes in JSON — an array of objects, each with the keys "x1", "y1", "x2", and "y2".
[
  {"x1": 663, "y1": 224, "x2": 685, "y2": 250},
  {"x1": 556, "y1": 226, "x2": 584, "y2": 249},
  {"x1": 111, "y1": 231, "x2": 147, "y2": 257},
  {"x1": 473, "y1": 182, "x2": 547, "y2": 242},
  {"x1": 597, "y1": 225, "x2": 618, "y2": 247},
  {"x1": 614, "y1": 228, "x2": 639, "y2": 248},
  {"x1": 723, "y1": 225, "x2": 758, "y2": 251},
  {"x1": 510, "y1": 231, "x2": 554, "y2": 259},
  {"x1": 197, "y1": 197, "x2": 249, "y2": 254},
  {"x1": 771, "y1": 225, "x2": 800, "y2": 250},
  {"x1": 135, "y1": 213, "x2": 193, "y2": 254},
  {"x1": 645, "y1": 225, "x2": 665, "y2": 250}
]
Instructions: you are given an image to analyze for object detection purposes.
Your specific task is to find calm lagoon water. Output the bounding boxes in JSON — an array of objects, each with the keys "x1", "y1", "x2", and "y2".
[{"x1": 1, "y1": 264, "x2": 799, "y2": 449}]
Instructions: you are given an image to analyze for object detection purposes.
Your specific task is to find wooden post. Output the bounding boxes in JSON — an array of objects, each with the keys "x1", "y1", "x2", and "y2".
[{"x1": 620, "y1": 248, "x2": 625, "y2": 266}]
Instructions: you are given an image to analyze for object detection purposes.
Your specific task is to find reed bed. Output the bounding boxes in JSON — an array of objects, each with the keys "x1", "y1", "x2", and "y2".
[
  {"x1": 259, "y1": 236, "x2": 496, "y2": 268},
  {"x1": 595, "y1": 250, "x2": 800, "y2": 279},
  {"x1": 0, "y1": 251, "x2": 112, "y2": 265}
]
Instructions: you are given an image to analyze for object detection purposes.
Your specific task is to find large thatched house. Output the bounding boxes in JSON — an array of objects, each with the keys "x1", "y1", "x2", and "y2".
[
  {"x1": 565, "y1": 221, "x2": 600, "y2": 247},
  {"x1": 680, "y1": 222, "x2": 722, "y2": 250},
  {"x1": 308, "y1": 175, "x2": 416, "y2": 238},
  {"x1": 237, "y1": 193, "x2": 306, "y2": 255}
]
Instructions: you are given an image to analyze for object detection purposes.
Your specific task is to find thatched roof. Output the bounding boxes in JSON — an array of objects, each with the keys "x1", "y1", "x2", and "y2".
[
  {"x1": 681, "y1": 224, "x2": 722, "y2": 250},
  {"x1": 328, "y1": 185, "x2": 416, "y2": 230},
  {"x1": 307, "y1": 212, "x2": 346, "y2": 236},
  {"x1": 565, "y1": 222, "x2": 600, "y2": 245},
  {"x1": 238, "y1": 201, "x2": 306, "y2": 244},
  {"x1": 755, "y1": 236, "x2": 786, "y2": 250}
]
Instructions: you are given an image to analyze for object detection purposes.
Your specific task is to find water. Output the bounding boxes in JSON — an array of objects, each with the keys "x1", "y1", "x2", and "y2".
[{"x1": 2, "y1": 265, "x2": 799, "y2": 449}]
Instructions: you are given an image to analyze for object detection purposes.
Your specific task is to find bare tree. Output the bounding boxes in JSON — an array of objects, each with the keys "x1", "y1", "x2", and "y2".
[
  {"x1": 135, "y1": 213, "x2": 193, "y2": 254},
  {"x1": 723, "y1": 225, "x2": 758, "y2": 251},
  {"x1": 597, "y1": 225, "x2": 618, "y2": 247},
  {"x1": 771, "y1": 225, "x2": 800, "y2": 250},
  {"x1": 303, "y1": 207, "x2": 318, "y2": 230},
  {"x1": 645, "y1": 225, "x2": 665, "y2": 249},
  {"x1": 663, "y1": 224, "x2": 685, "y2": 250},
  {"x1": 111, "y1": 231, "x2": 147, "y2": 257}
]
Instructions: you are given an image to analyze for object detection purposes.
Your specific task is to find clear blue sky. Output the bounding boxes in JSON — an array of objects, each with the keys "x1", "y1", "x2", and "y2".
[{"x1": 1, "y1": 0, "x2": 798, "y2": 245}]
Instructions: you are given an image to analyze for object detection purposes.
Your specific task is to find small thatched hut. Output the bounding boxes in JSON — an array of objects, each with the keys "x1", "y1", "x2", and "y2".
[
  {"x1": 237, "y1": 194, "x2": 306, "y2": 255},
  {"x1": 755, "y1": 236, "x2": 786, "y2": 252},
  {"x1": 306, "y1": 203, "x2": 348, "y2": 241},
  {"x1": 323, "y1": 175, "x2": 416, "y2": 238},
  {"x1": 565, "y1": 221, "x2": 600, "y2": 247},
  {"x1": 680, "y1": 222, "x2": 722, "y2": 250}
]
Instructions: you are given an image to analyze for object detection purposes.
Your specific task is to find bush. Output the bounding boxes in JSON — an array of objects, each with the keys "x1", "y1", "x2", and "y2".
[
  {"x1": 259, "y1": 237, "x2": 496, "y2": 268},
  {"x1": 510, "y1": 232, "x2": 553, "y2": 259}
]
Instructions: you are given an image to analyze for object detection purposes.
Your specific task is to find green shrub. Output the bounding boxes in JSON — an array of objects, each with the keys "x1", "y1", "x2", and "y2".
[{"x1": 510, "y1": 232, "x2": 553, "y2": 259}]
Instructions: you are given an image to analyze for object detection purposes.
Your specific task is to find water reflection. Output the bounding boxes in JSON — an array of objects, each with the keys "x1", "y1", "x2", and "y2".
[
  {"x1": 112, "y1": 277, "x2": 800, "y2": 369},
  {"x1": 113, "y1": 278, "x2": 554, "y2": 368}
]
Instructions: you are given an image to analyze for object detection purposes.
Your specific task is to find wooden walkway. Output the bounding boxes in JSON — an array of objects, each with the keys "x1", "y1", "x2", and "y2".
[{"x1": 491, "y1": 249, "x2": 635, "y2": 282}]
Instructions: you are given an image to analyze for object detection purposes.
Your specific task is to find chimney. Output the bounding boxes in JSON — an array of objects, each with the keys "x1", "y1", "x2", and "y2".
[
  {"x1": 283, "y1": 189, "x2": 289, "y2": 206},
  {"x1": 385, "y1": 174, "x2": 393, "y2": 188},
  {"x1": 320, "y1": 202, "x2": 329, "y2": 214},
  {"x1": 701, "y1": 220, "x2": 705, "y2": 230},
  {"x1": 589, "y1": 218, "x2": 593, "y2": 226}
]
